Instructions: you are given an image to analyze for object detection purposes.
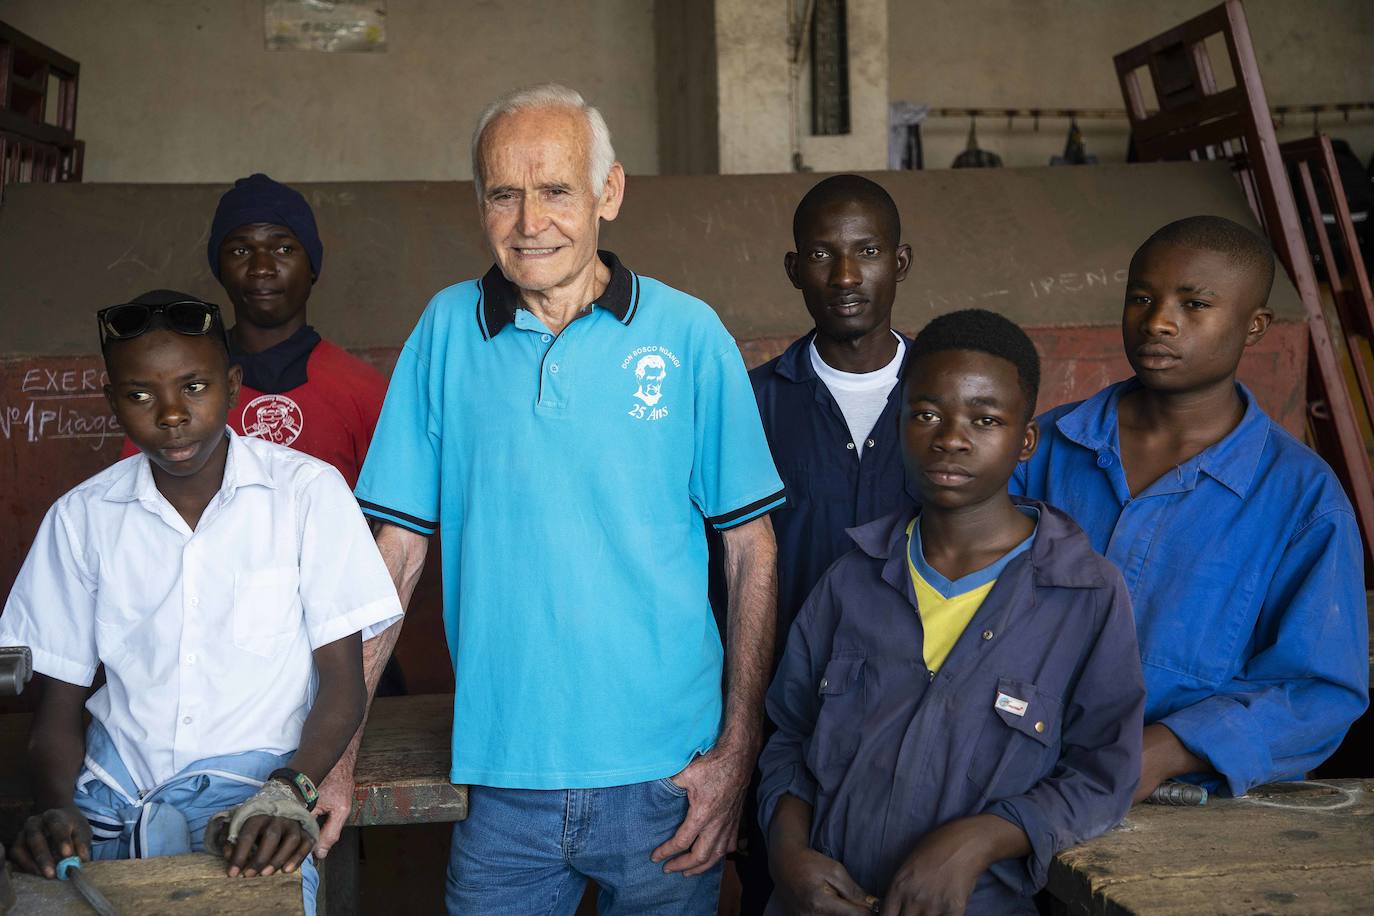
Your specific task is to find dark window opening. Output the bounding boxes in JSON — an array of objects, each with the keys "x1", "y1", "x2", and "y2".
[{"x1": 811, "y1": 0, "x2": 850, "y2": 135}]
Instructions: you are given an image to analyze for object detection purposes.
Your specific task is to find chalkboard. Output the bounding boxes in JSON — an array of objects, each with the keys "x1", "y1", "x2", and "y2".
[{"x1": 0, "y1": 162, "x2": 1302, "y2": 357}]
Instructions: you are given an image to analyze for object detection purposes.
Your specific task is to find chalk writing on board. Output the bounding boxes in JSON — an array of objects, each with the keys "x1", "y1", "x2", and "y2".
[
  {"x1": 21, "y1": 366, "x2": 109, "y2": 394},
  {"x1": 0, "y1": 400, "x2": 121, "y2": 449},
  {"x1": 1027, "y1": 268, "x2": 1129, "y2": 299},
  {"x1": 923, "y1": 287, "x2": 1012, "y2": 310},
  {"x1": 3, "y1": 366, "x2": 121, "y2": 449},
  {"x1": 920, "y1": 267, "x2": 1129, "y2": 311}
]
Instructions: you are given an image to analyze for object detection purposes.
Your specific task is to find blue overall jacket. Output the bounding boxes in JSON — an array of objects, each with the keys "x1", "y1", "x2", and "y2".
[{"x1": 758, "y1": 501, "x2": 1144, "y2": 913}]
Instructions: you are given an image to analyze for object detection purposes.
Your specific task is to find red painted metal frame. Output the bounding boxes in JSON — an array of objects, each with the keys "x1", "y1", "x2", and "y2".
[
  {"x1": 1281, "y1": 135, "x2": 1374, "y2": 440},
  {"x1": 1114, "y1": 0, "x2": 1374, "y2": 573}
]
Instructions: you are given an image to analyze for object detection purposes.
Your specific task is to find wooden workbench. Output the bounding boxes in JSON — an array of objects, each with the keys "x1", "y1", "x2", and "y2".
[
  {"x1": 1, "y1": 694, "x2": 467, "y2": 915},
  {"x1": 5, "y1": 853, "x2": 302, "y2": 914},
  {"x1": 1048, "y1": 779, "x2": 1374, "y2": 915},
  {"x1": 345, "y1": 693, "x2": 466, "y2": 826}
]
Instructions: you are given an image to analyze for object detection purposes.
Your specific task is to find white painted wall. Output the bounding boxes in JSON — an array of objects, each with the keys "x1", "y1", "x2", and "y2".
[
  {"x1": 4, "y1": 2, "x2": 1367, "y2": 181},
  {"x1": 889, "y1": 0, "x2": 1374, "y2": 170},
  {"x1": 715, "y1": 0, "x2": 889, "y2": 174},
  {"x1": 3, "y1": 0, "x2": 660, "y2": 182}
]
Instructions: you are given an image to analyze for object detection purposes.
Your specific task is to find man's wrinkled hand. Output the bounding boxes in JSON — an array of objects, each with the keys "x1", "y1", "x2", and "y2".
[
  {"x1": 312, "y1": 763, "x2": 356, "y2": 859},
  {"x1": 218, "y1": 814, "x2": 315, "y2": 878},
  {"x1": 649, "y1": 740, "x2": 753, "y2": 876},
  {"x1": 8, "y1": 806, "x2": 91, "y2": 879},
  {"x1": 880, "y1": 819, "x2": 986, "y2": 916},
  {"x1": 771, "y1": 843, "x2": 878, "y2": 915}
]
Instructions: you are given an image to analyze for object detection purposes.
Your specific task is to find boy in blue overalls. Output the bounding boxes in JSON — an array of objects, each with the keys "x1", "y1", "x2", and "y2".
[
  {"x1": 1014, "y1": 216, "x2": 1368, "y2": 800},
  {"x1": 759, "y1": 309, "x2": 1144, "y2": 915}
]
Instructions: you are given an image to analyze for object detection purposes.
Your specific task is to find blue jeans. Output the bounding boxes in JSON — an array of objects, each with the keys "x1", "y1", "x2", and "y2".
[{"x1": 446, "y1": 778, "x2": 723, "y2": 915}]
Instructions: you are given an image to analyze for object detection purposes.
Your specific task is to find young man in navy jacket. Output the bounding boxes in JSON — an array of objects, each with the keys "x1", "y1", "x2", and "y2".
[
  {"x1": 731, "y1": 175, "x2": 916, "y2": 911},
  {"x1": 760, "y1": 309, "x2": 1144, "y2": 915}
]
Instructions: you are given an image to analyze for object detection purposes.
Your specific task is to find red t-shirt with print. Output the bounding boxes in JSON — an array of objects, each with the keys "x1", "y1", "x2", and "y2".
[{"x1": 120, "y1": 339, "x2": 386, "y2": 488}]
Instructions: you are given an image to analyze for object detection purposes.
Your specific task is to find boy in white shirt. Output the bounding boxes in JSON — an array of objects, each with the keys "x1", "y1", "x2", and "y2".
[{"x1": 0, "y1": 290, "x2": 401, "y2": 910}]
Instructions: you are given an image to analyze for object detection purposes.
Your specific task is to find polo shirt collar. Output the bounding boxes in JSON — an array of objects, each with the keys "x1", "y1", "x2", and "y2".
[
  {"x1": 476, "y1": 249, "x2": 639, "y2": 341},
  {"x1": 104, "y1": 427, "x2": 276, "y2": 505},
  {"x1": 1055, "y1": 378, "x2": 1269, "y2": 498},
  {"x1": 847, "y1": 499, "x2": 1109, "y2": 592}
]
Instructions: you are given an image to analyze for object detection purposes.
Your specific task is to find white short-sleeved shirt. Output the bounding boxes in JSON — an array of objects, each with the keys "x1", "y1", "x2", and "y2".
[{"x1": 0, "y1": 429, "x2": 402, "y2": 790}]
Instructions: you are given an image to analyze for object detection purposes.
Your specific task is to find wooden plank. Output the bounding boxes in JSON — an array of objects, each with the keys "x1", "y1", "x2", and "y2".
[
  {"x1": 1049, "y1": 779, "x2": 1374, "y2": 915},
  {"x1": 347, "y1": 694, "x2": 467, "y2": 827},
  {"x1": 7, "y1": 853, "x2": 302, "y2": 915}
]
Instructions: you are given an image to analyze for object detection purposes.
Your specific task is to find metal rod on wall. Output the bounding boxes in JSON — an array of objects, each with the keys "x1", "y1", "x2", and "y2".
[{"x1": 926, "y1": 101, "x2": 1374, "y2": 121}]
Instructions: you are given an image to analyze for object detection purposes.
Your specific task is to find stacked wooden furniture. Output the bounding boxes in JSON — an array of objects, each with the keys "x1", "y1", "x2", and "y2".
[{"x1": 0, "y1": 21, "x2": 82, "y2": 191}]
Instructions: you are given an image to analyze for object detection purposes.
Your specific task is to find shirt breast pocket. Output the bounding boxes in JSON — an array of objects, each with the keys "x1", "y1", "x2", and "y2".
[
  {"x1": 804, "y1": 657, "x2": 865, "y2": 792},
  {"x1": 93, "y1": 597, "x2": 143, "y2": 661},
  {"x1": 965, "y1": 677, "x2": 1061, "y2": 797},
  {"x1": 232, "y1": 567, "x2": 301, "y2": 658}
]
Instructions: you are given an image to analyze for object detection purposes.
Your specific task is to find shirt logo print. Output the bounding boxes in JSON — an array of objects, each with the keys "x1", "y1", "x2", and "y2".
[
  {"x1": 241, "y1": 394, "x2": 304, "y2": 446},
  {"x1": 622, "y1": 345, "x2": 681, "y2": 422}
]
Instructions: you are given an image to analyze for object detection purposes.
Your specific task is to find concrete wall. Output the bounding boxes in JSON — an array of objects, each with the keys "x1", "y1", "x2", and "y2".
[
  {"x1": 715, "y1": 0, "x2": 889, "y2": 174},
  {"x1": 655, "y1": 0, "x2": 719, "y2": 175},
  {"x1": 1, "y1": 0, "x2": 660, "y2": 182},
  {"x1": 797, "y1": 0, "x2": 889, "y2": 173},
  {"x1": 890, "y1": 0, "x2": 1374, "y2": 170}
]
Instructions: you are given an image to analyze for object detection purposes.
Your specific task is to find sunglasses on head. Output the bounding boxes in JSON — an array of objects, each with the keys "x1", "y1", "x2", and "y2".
[{"x1": 97, "y1": 299, "x2": 228, "y2": 348}]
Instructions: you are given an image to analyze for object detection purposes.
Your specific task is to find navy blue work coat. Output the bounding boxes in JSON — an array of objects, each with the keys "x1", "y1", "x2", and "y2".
[
  {"x1": 758, "y1": 501, "x2": 1144, "y2": 913},
  {"x1": 750, "y1": 332, "x2": 916, "y2": 650}
]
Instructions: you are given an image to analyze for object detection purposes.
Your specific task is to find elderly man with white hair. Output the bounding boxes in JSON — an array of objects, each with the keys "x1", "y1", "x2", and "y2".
[{"x1": 346, "y1": 84, "x2": 785, "y2": 913}]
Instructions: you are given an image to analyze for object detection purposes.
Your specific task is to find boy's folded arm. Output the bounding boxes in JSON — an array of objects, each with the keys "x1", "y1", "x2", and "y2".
[
  {"x1": 10, "y1": 675, "x2": 92, "y2": 877},
  {"x1": 285, "y1": 633, "x2": 367, "y2": 787},
  {"x1": 28, "y1": 676, "x2": 88, "y2": 811},
  {"x1": 307, "y1": 518, "x2": 428, "y2": 858},
  {"x1": 882, "y1": 814, "x2": 1030, "y2": 915},
  {"x1": 769, "y1": 794, "x2": 876, "y2": 914},
  {"x1": 983, "y1": 572, "x2": 1146, "y2": 893},
  {"x1": 208, "y1": 635, "x2": 364, "y2": 879},
  {"x1": 1155, "y1": 509, "x2": 1369, "y2": 797}
]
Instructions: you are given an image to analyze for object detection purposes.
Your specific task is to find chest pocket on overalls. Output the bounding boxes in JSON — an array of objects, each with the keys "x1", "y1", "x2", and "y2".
[
  {"x1": 965, "y1": 676, "x2": 1061, "y2": 798},
  {"x1": 804, "y1": 657, "x2": 865, "y2": 792}
]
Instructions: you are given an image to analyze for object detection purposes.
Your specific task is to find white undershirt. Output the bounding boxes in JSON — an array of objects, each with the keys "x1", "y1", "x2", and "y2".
[{"x1": 809, "y1": 332, "x2": 906, "y2": 458}]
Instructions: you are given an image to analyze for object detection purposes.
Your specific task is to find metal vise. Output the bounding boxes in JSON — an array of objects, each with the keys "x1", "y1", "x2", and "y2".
[{"x1": 0, "y1": 647, "x2": 32, "y2": 698}]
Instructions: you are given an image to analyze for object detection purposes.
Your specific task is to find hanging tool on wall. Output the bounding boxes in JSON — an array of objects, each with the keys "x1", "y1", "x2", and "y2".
[
  {"x1": 1051, "y1": 118, "x2": 1098, "y2": 165},
  {"x1": 952, "y1": 117, "x2": 1003, "y2": 168}
]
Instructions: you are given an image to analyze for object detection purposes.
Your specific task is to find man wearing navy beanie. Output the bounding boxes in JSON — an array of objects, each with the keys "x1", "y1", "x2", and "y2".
[
  {"x1": 208, "y1": 172, "x2": 325, "y2": 283},
  {"x1": 207, "y1": 173, "x2": 404, "y2": 859},
  {"x1": 117, "y1": 177, "x2": 402, "y2": 849},
  {"x1": 127, "y1": 173, "x2": 385, "y2": 487}
]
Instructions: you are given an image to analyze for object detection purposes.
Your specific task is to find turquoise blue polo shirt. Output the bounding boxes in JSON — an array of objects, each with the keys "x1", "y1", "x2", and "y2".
[{"x1": 356, "y1": 252, "x2": 786, "y2": 788}]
